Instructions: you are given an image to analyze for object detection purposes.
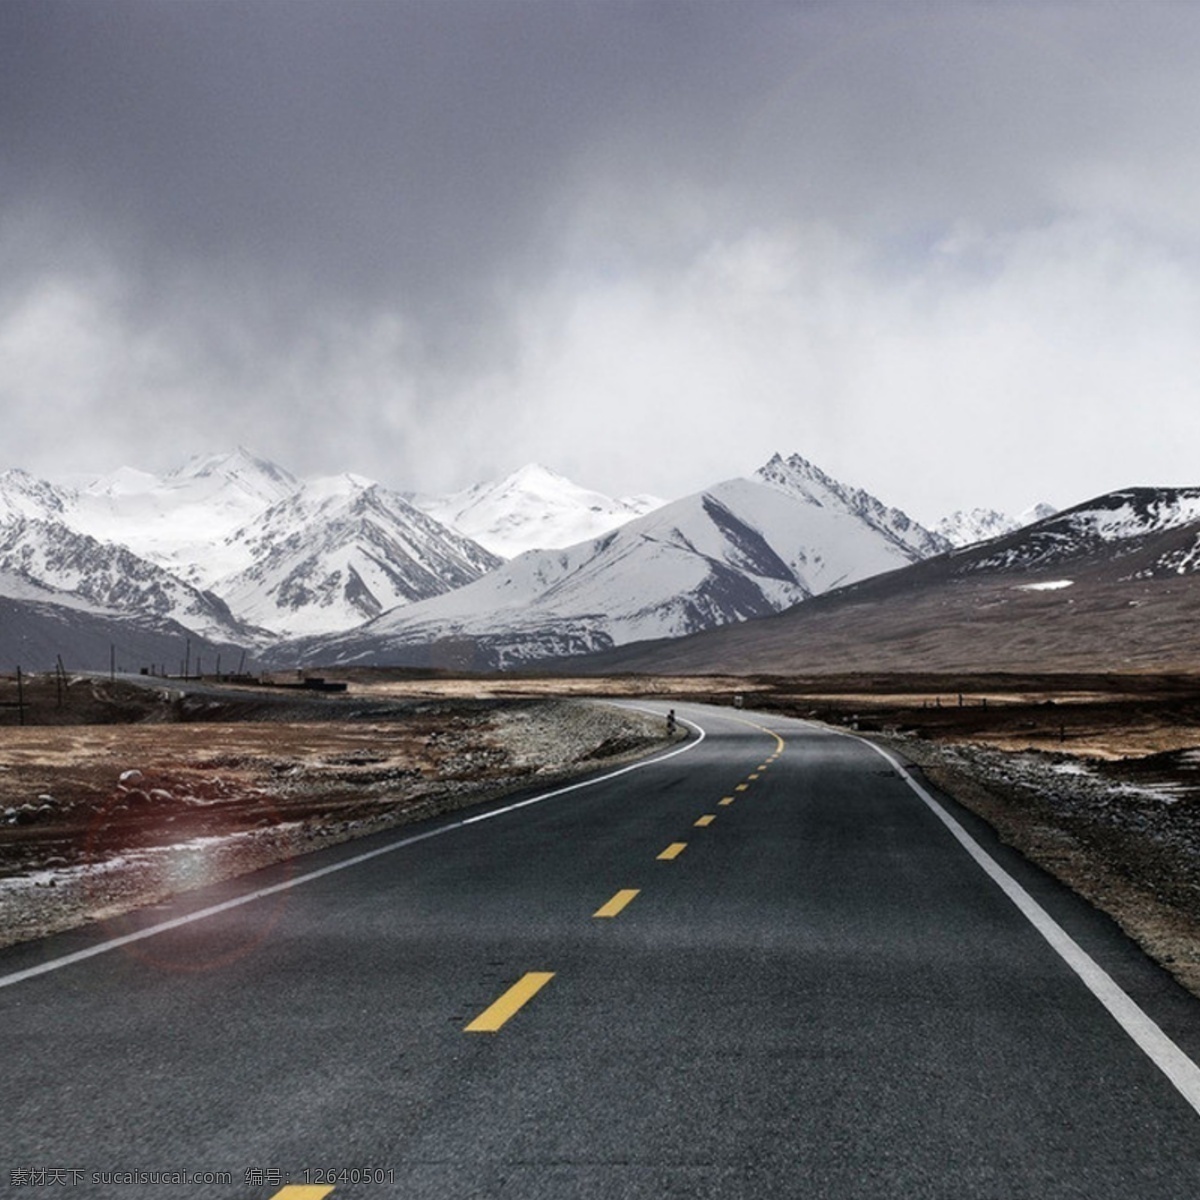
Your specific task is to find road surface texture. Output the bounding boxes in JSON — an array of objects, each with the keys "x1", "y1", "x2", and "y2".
[{"x1": 3, "y1": 702, "x2": 1200, "y2": 1199}]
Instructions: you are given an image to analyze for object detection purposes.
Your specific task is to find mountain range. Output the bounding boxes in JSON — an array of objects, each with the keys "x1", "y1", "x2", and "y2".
[
  {"x1": 0, "y1": 446, "x2": 1163, "y2": 676},
  {"x1": 295, "y1": 453, "x2": 952, "y2": 669},
  {"x1": 571, "y1": 487, "x2": 1200, "y2": 676}
]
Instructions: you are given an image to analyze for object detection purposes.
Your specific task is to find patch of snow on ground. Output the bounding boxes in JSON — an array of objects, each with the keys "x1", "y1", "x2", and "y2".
[
  {"x1": 1015, "y1": 579, "x2": 1074, "y2": 591},
  {"x1": 0, "y1": 824, "x2": 305, "y2": 893}
]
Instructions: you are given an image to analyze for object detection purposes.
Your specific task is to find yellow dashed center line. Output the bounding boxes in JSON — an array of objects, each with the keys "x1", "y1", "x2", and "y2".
[
  {"x1": 594, "y1": 888, "x2": 640, "y2": 918},
  {"x1": 270, "y1": 1189, "x2": 335, "y2": 1200},
  {"x1": 464, "y1": 971, "x2": 555, "y2": 1033},
  {"x1": 456, "y1": 716, "x2": 786, "y2": 1048}
]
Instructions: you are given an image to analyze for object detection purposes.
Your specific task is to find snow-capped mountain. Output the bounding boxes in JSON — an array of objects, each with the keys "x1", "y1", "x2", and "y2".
[
  {"x1": 577, "y1": 485, "x2": 1200, "y2": 677},
  {"x1": 0, "y1": 469, "x2": 71, "y2": 524},
  {"x1": 69, "y1": 447, "x2": 300, "y2": 584},
  {"x1": 0, "y1": 449, "x2": 503, "y2": 661},
  {"x1": 412, "y1": 463, "x2": 664, "y2": 559},
  {"x1": 0, "y1": 518, "x2": 259, "y2": 644},
  {"x1": 291, "y1": 455, "x2": 945, "y2": 669},
  {"x1": 965, "y1": 488, "x2": 1200, "y2": 577},
  {"x1": 936, "y1": 502, "x2": 1058, "y2": 548},
  {"x1": 12, "y1": 445, "x2": 1176, "y2": 676},
  {"x1": 756, "y1": 453, "x2": 950, "y2": 559},
  {"x1": 210, "y1": 475, "x2": 503, "y2": 636}
]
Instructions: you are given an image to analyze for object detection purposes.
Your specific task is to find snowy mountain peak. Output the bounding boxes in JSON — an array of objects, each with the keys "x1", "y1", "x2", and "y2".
[
  {"x1": 507, "y1": 462, "x2": 571, "y2": 487},
  {"x1": 212, "y1": 475, "x2": 501, "y2": 636},
  {"x1": 756, "y1": 452, "x2": 839, "y2": 506},
  {"x1": 163, "y1": 447, "x2": 298, "y2": 501},
  {"x1": 303, "y1": 472, "x2": 378, "y2": 505},
  {"x1": 413, "y1": 464, "x2": 666, "y2": 558},
  {"x1": 0, "y1": 516, "x2": 256, "y2": 643},
  {"x1": 937, "y1": 502, "x2": 1060, "y2": 548},
  {"x1": 83, "y1": 465, "x2": 162, "y2": 498},
  {"x1": 756, "y1": 452, "x2": 949, "y2": 559},
  {"x1": 304, "y1": 466, "x2": 953, "y2": 670},
  {"x1": 0, "y1": 468, "x2": 68, "y2": 523},
  {"x1": 937, "y1": 507, "x2": 1020, "y2": 548},
  {"x1": 69, "y1": 450, "x2": 302, "y2": 587}
]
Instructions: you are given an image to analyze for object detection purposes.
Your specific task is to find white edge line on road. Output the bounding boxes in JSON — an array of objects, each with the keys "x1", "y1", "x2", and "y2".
[
  {"x1": 847, "y1": 728, "x2": 1200, "y2": 1121},
  {"x1": 0, "y1": 709, "x2": 705, "y2": 992}
]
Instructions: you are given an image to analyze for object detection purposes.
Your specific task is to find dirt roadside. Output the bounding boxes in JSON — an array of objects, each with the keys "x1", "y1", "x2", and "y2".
[{"x1": 0, "y1": 676, "x2": 673, "y2": 949}]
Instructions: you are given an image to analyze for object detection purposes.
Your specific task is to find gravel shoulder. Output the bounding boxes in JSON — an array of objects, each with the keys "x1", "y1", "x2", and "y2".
[{"x1": 0, "y1": 692, "x2": 672, "y2": 950}]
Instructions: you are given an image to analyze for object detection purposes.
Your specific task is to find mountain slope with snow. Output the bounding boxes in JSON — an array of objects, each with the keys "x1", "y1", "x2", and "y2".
[
  {"x1": 565, "y1": 485, "x2": 1200, "y2": 676},
  {"x1": 0, "y1": 469, "x2": 71, "y2": 524},
  {"x1": 0, "y1": 449, "x2": 505, "y2": 658},
  {"x1": 69, "y1": 447, "x2": 300, "y2": 584},
  {"x1": 211, "y1": 475, "x2": 503, "y2": 636},
  {"x1": 292, "y1": 456, "x2": 945, "y2": 668},
  {"x1": 0, "y1": 518, "x2": 261, "y2": 644},
  {"x1": 413, "y1": 463, "x2": 663, "y2": 558},
  {"x1": 936, "y1": 502, "x2": 1058, "y2": 548},
  {"x1": 963, "y1": 488, "x2": 1200, "y2": 576},
  {"x1": 755, "y1": 452, "x2": 950, "y2": 559}
]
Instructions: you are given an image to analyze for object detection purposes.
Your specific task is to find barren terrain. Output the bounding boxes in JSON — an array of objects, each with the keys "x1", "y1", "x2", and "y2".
[{"x1": 0, "y1": 673, "x2": 669, "y2": 948}]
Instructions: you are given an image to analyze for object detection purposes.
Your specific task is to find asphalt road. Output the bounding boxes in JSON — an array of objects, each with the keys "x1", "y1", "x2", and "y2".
[{"x1": 3, "y1": 702, "x2": 1200, "y2": 1199}]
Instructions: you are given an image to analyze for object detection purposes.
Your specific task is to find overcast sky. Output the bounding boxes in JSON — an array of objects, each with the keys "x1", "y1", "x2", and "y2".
[{"x1": 3, "y1": 0, "x2": 1200, "y2": 523}]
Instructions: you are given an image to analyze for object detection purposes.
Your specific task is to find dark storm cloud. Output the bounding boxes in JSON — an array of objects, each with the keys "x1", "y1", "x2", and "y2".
[
  {"x1": 1, "y1": 1, "x2": 745, "y2": 311},
  {"x1": 3, "y1": 0, "x2": 1200, "y2": 514}
]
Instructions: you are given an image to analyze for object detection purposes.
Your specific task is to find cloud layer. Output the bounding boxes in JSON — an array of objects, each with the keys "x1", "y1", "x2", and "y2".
[{"x1": 3, "y1": 1, "x2": 1200, "y2": 520}]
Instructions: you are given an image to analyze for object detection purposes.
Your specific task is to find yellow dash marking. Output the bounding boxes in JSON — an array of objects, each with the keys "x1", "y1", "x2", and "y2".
[
  {"x1": 594, "y1": 889, "x2": 640, "y2": 918},
  {"x1": 464, "y1": 971, "x2": 555, "y2": 1033},
  {"x1": 759, "y1": 764, "x2": 770, "y2": 770},
  {"x1": 271, "y1": 1189, "x2": 335, "y2": 1200},
  {"x1": 748, "y1": 773, "x2": 760, "y2": 780},
  {"x1": 719, "y1": 797, "x2": 735, "y2": 806},
  {"x1": 658, "y1": 842, "x2": 687, "y2": 861},
  {"x1": 735, "y1": 783, "x2": 749, "y2": 792},
  {"x1": 694, "y1": 814, "x2": 716, "y2": 827}
]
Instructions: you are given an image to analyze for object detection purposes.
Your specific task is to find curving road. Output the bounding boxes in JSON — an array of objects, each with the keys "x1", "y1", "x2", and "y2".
[{"x1": 3, "y1": 702, "x2": 1200, "y2": 1198}]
